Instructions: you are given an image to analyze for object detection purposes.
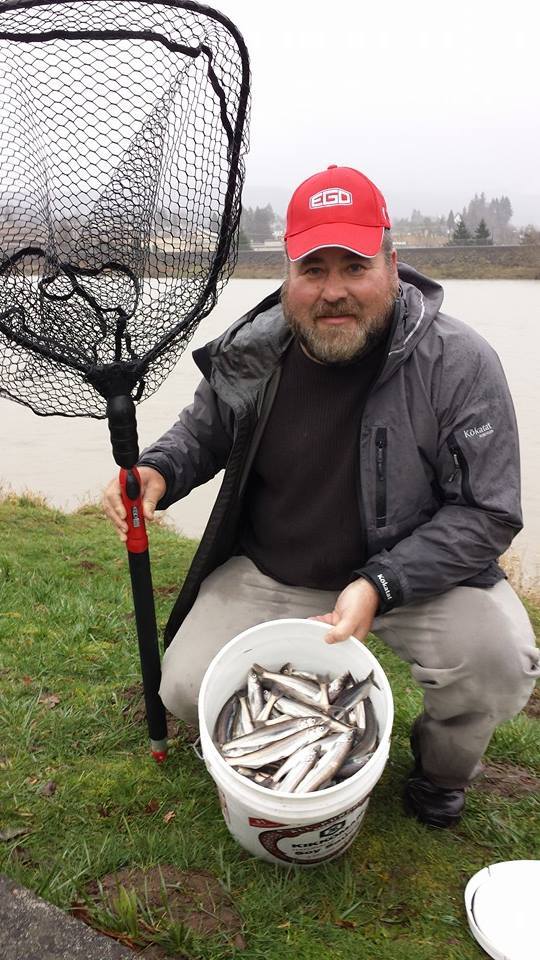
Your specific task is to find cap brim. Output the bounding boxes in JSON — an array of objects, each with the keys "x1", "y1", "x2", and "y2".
[{"x1": 286, "y1": 223, "x2": 384, "y2": 261}]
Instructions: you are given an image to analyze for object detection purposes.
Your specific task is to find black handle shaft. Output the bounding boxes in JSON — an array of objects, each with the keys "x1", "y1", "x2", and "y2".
[{"x1": 127, "y1": 548, "x2": 168, "y2": 756}]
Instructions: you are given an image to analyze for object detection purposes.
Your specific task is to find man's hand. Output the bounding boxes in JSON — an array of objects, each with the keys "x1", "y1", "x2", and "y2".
[
  {"x1": 102, "y1": 466, "x2": 166, "y2": 542},
  {"x1": 311, "y1": 577, "x2": 380, "y2": 644}
]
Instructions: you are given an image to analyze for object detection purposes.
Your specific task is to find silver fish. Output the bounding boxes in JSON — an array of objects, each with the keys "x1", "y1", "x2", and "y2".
[
  {"x1": 222, "y1": 716, "x2": 320, "y2": 755},
  {"x1": 225, "y1": 720, "x2": 330, "y2": 768},
  {"x1": 214, "y1": 662, "x2": 381, "y2": 792},
  {"x1": 273, "y1": 693, "x2": 352, "y2": 733},
  {"x1": 276, "y1": 744, "x2": 321, "y2": 793},
  {"x1": 317, "y1": 733, "x2": 343, "y2": 753},
  {"x1": 238, "y1": 695, "x2": 254, "y2": 734},
  {"x1": 349, "y1": 700, "x2": 366, "y2": 732},
  {"x1": 327, "y1": 671, "x2": 353, "y2": 703},
  {"x1": 247, "y1": 668, "x2": 265, "y2": 719},
  {"x1": 346, "y1": 699, "x2": 378, "y2": 759},
  {"x1": 253, "y1": 713, "x2": 294, "y2": 728},
  {"x1": 270, "y1": 738, "x2": 324, "y2": 783},
  {"x1": 294, "y1": 730, "x2": 354, "y2": 793},
  {"x1": 251, "y1": 663, "x2": 325, "y2": 708},
  {"x1": 337, "y1": 751, "x2": 375, "y2": 780},
  {"x1": 231, "y1": 695, "x2": 244, "y2": 739},
  {"x1": 281, "y1": 663, "x2": 321, "y2": 683},
  {"x1": 256, "y1": 691, "x2": 278, "y2": 722},
  {"x1": 319, "y1": 681, "x2": 330, "y2": 712},
  {"x1": 214, "y1": 692, "x2": 238, "y2": 745},
  {"x1": 334, "y1": 670, "x2": 379, "y2": 714}
]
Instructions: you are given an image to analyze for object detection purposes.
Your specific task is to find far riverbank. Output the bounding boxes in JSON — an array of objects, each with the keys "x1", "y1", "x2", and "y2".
[{"x1": 233, "y1": 244, "x2": 540, "y2": 280}]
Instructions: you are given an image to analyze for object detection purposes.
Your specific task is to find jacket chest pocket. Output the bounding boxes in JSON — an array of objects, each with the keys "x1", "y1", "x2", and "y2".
[
  {"x1": 375, "y1": 427, "x2": 387, "y2": 528},
  {"x1": 369, "y1": 427, "x2": 437, "y2": 533}
]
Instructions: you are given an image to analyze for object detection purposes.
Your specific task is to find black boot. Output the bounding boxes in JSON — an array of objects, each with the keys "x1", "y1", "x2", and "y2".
[
  {"x1": 404, "y1": 721, "x2": 465, "y2": 828},
  {"x1": 403, "y1": 772, "x2": 465, "y2": 828}
]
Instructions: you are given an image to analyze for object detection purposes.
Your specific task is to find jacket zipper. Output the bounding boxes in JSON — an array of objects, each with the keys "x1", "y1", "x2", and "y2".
[
  {"x1": 354, "y1": 298, "x2": 404, "y2": 565},
  {"x1": 447, "y1": 432, "x2": 479, "y2": 507},
  {"x1": 375, "y1": 427, "x2": 387, "y2": 528}
]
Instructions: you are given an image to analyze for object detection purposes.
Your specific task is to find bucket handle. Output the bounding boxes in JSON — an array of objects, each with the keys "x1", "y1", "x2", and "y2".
[{"x1": 191, "y1": 736, "x2": 204, "y2": 761}]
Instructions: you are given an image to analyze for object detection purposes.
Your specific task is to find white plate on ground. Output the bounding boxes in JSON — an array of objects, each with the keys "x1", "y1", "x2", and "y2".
[{"x1": 464, "y1": 860, "x2": 540, "y2": 960}]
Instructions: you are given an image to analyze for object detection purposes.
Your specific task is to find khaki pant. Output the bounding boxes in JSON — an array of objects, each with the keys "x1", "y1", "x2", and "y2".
[{"x1": 159, "y1": 556, "x2": 539, "y2": 788}]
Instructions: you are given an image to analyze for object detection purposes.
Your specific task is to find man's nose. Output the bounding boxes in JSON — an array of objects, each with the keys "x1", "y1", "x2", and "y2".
[{"x1": 320, "y1": 271, "x2": 348, "y2": 301}]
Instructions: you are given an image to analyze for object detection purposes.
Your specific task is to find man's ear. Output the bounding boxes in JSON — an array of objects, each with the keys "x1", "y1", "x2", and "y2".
[{"x1": 390, "y1": 248, "x2": 399, "y2": 281}]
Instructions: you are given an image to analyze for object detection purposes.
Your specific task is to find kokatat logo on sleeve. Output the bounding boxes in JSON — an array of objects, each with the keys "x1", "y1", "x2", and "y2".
[
  {"x1": 377, "y1": 573, "x2": 393, "y2": 601},
  {"x1": 463, "y1": 422, "x2": 494, "y2": 439}
]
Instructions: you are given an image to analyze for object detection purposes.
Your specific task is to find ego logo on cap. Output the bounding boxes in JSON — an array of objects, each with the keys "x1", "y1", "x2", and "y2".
[{"x1": 309, "y1": 188, "x2": 352, "y2": 209}]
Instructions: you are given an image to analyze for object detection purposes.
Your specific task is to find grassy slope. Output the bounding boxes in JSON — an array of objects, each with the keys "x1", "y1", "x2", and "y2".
[{"x1": 0, "y1": 496, "x2": 538, "y2": 960}]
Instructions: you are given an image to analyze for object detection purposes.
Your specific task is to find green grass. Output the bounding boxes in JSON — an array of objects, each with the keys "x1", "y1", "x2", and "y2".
[{"x1": 0, "y1": 494, "x2": 538, "y2": 960}]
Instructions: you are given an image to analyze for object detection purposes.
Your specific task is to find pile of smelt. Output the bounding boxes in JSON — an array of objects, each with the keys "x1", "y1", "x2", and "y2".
[{"x1": 212, "y1": 662, "x2": 380, "y2": 793}]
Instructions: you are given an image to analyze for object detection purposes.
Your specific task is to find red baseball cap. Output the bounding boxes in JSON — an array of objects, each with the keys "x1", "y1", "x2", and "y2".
[{"x1": 284, "y1": 165, "x2": 391, "y2": 261}]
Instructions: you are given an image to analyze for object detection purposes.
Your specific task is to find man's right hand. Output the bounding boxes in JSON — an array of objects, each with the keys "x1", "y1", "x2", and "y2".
[{"x1": 102, "y1": 466, "x2": 167, "y2": 542}]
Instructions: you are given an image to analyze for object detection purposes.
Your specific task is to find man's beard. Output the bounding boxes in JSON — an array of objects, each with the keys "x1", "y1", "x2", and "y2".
[{"x1": 281, "y1": 286, "x2": 397, "y2": 365}]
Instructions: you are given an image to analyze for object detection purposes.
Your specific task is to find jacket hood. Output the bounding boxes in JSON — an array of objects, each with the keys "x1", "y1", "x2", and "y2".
[
  {"x1": 194, "y1": 263, "x2": 444, "y2": 402},
  {"x1": 381, "y1": 263, "x2": 444, "y2": 384}
]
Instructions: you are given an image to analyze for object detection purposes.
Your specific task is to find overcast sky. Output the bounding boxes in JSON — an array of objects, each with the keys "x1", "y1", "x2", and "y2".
[{"x1": 213, "y1": 0, "x2": 539, "y2": 225}]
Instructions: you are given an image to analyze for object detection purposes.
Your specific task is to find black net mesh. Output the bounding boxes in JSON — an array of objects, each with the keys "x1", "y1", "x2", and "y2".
[{"x1": 0, "y1": 0, "x2": 250, "y2": 417}]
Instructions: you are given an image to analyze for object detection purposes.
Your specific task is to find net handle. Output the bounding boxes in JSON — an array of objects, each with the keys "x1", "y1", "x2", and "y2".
[{"x1": 107, "y1": 395, "x2": 168, "y2": 760}]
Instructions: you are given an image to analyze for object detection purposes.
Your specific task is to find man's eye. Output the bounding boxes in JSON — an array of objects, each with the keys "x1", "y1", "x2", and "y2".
[{"x1": 348, "y1": 262, "x2": 366, "y2": 273}]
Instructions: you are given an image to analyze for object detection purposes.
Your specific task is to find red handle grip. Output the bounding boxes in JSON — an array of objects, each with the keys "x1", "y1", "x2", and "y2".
[{"x1": 119, "y1": 467, "x2": 148, "y2": 553}]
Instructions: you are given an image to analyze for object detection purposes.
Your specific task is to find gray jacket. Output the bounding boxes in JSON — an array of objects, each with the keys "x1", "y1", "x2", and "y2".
[{"x1": 139, "y1": 264, "x2": 521, "y2": 643}]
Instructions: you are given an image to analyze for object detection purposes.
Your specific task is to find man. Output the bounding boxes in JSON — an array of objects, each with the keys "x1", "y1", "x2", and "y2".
[{"x1": 103, "y1": 165, "x2": 539, "y2": 828}]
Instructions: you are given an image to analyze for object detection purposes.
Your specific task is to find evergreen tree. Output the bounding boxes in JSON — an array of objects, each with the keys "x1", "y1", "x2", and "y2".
[
  {"x1": 447, "y1": 210, "x2": 455, "y2": 232},
  {"x1": 240, "y1": 204, "x2": 275, "y2": 244},
  {"x1": 253, "y1": 204, "x2": 274, "y2": 243},
  {"x1": 240, "y1": 206, "x2": 255, "y2": 238},
  {"x1": 451, "y1": 218, "x2": 472, "y2": 244},
  {"x1": 474, "y1": 218, "x2": 493, "y2": 244},
  {"x1": 466, "y1": 192, "x2": 488, "y2": 232},
  {"x1": 238, "y1": 226, "x2": 251, "y2": 250}
]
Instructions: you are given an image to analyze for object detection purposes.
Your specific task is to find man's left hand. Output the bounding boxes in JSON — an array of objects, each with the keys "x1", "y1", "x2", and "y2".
[{"x1": 311, "y1": 577, "x2": 380, "y2": 644}]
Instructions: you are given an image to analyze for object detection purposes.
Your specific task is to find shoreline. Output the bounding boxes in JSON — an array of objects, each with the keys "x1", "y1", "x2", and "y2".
[{"x1": 233, "y1": 244, "x2": 540, "y2": 280}]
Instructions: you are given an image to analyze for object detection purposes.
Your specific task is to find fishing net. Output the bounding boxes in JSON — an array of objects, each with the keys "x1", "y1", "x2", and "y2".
[{"x1": 0, "y1": 0, "x2": 250, "y2": 418}]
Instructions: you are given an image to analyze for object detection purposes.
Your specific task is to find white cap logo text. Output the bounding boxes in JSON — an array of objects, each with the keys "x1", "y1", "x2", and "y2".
[{"x1": 309, "y1": 188, "x2": 352, "y2": 209}]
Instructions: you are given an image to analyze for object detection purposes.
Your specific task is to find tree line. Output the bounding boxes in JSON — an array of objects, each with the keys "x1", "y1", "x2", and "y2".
[
  {"x1": 239, "y1": 204, "x2": 283, "y2": 248},
  {"x1": 239, "y1": 194, "x2": 539, "y2": 249},
  {"x1": 447, "y1": 193, "x2": 514, "y2": 245},
  {"x1": 394, "y1": 193, "x2": 517, "y2": 245}
]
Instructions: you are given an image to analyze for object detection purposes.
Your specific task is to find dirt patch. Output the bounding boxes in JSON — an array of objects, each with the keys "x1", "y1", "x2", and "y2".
[
  {"x1": 119, "y1": 683, "x2": 198, "y2": 743},
  {"x1": 9, "y1": 844, "x2": 35, "y2": 866},
  {"x1": 85, "y1": 865, "x2": 245, "y2": 946},
  {"x1": 154, "y1": 585, "x2": 179, "y2": 599},
  {"x1": 475, "y1": 761, "x2": 540, "y2": 798},
  {"x1": 120, "y1": 683, "x2": 148, "y2": 725},
  {"x1": 137, "y1": 946, "x2": 188, "y2": 960},
  {"x1": 78, "y1": 560, "x2": 99, "y2": 571},
  {"x1": 523, "y1": 686, "x2": 540, "y2": 719}
]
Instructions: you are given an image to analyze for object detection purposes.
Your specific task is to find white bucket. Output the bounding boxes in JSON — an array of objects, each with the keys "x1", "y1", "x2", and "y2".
[{"x1": 198, "y1": 618, "x2": 393, "y2": 866}]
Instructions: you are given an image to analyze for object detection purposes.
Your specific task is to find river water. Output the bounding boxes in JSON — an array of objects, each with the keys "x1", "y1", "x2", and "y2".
[{"x1": 1, "y1": 278, "x2": 539, "y2": 597}]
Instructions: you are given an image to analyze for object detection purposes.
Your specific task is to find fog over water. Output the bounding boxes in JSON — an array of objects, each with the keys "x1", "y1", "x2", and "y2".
[{"x1": 1, "y1": 278, "x2": 539, "y2": 596}]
